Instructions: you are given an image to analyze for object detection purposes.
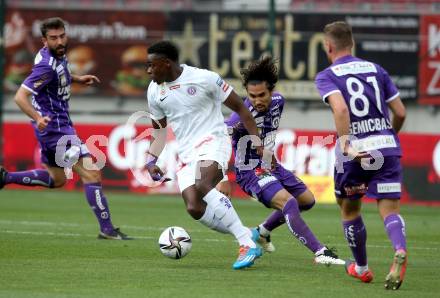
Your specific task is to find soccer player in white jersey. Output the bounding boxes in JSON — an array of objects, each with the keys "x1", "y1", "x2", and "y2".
[{"x1": 145, "y1": 41, "x2": 263, "y2": 269}]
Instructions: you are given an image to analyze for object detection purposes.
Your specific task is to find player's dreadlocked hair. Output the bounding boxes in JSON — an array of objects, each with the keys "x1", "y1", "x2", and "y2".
[
  {"x1": 148, "y1": 40, "x2": 179, "y2": 62},
  {"x1": 40, "y1": 17, "x2": 66, "y2": 38},
  {"x1": 241, "y1": 56, "x2": 278, "y2": 91}
]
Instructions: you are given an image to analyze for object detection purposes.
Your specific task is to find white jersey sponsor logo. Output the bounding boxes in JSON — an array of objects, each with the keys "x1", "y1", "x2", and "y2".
[
  {"x1": 331, "y1": 61, "x2": 377, "y2": 76},
  {"x1": 257, "y1": 174, "x2": 277, "y2": 187},
  {"x1": 351, "y1": 135, "x2": 397, "y2": 152},
  {"x1": 377, "y1": 182, "x2": 401, "y2": 193}
]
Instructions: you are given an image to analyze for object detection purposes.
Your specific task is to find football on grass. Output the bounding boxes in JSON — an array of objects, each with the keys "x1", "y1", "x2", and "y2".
[{"x1": 158, "y1": 226, "x2": 192, "y2": 259}]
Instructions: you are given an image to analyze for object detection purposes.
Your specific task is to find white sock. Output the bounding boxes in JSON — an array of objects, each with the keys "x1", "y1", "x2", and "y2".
[
  {"x1": 258, "y1": 224, "x2": 270, "y2": 237},
  {"x1": 198, "y1": 203, "x2": 229, "y2": 234},
  {"x1": 355, "y1": 264, "x2": 369, "y2": 275},
  {"x1": 315, "y1": 246, "x2": 327, "y2": 256},
  {"x1": 202, "y1": 188, "x2": 255, "y2": 248}
]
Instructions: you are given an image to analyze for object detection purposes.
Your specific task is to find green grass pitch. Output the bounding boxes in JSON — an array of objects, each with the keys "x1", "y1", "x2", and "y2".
[{"x1": 0, "y1": 189, "x2": 439, "y2": 297}]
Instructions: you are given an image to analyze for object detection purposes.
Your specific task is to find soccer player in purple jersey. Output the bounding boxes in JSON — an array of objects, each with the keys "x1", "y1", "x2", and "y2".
[
  {"x1": 217, "y1": 57, "x2": 344, "y2": 265},
  {"x1": 315, "y1": 21, "x2": 407, "y2": 289},
  {"x1": 0, "y1": 17, "x2": 130, "y2": 240}
]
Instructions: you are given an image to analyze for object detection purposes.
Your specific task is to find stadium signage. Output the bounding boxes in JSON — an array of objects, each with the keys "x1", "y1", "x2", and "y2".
[
  {"x1": 31, "y1": 20, "x2": 148, "y2": 42},
  {"x1": 4, "y1": 9, "x2": 166, "y2": 96},
  {"x1": 4, "y1": 10, "x2": 420, "y2": 101},
  {"x1": 3, "y1": 123, "x2": 440, "y2": 203},
  {"x1": 168, "y1": 12, "x2": 419, "y2": 101},
  {"x1": 208, "y1": 14, "x2": 324, "y2": 81},
  {"x1": 419, "y1": 15, "x2": 440, "y2": 105}
]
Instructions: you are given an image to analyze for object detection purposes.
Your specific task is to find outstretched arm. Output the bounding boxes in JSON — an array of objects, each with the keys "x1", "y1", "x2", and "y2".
[
  {"x1": 223, "y1": 90, "x2": 262, "y2": 154},
  {"x1": 71, "y1": 74, "x2": 100, "y2": 85}
]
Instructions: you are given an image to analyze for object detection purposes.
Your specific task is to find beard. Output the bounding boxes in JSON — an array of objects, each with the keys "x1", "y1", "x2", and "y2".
[{"x1": 49, "y1": 44, "x2": 68, "y2": 58}]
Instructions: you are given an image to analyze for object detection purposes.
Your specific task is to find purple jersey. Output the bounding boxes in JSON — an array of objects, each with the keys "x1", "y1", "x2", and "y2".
[
  {"x1": 225, "y1": 93, "x2": 308, "y2": 206},
  {"x1": 315, "y1": 55, "x2": 401, "y2": 158},
  {"x1": 22, "y1": 47, "x2": 73, "y2": 132},
  {"x1": 226, "y1": 92, "x2": 284, "y2": 172}
]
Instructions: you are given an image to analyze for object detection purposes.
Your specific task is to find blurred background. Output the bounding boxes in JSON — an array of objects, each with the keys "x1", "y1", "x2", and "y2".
[{"x1": 1, "y1": 0, "x2": 439, "y2": 204}]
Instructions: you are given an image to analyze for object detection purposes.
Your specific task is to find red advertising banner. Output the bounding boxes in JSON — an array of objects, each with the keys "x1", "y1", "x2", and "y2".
[
  {"x1": 3, "y1": 122, "x2": 440, "y2": 204},
  {"x1": 4, "y1": 9, "x2": 166, "y2": 97},
  {"x1": 419, "y1": 15, "x2": 440, "y2": 105}
]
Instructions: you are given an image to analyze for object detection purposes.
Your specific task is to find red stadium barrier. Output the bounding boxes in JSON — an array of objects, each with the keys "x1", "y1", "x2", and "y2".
[{"x1": 3, "y1": 122, "x2": 440, "y2": 205}]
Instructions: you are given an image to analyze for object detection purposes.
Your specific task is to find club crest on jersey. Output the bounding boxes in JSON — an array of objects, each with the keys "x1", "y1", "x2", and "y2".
[{"x1": 187, "y1": 86, "x2": 197, "y2": 95}]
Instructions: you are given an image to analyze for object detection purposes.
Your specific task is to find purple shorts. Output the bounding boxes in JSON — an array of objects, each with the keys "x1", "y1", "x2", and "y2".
[
  {"x1": 334, "y1": 156, "x2": 402, "y2": 200},
  {"x1": 34, "y1": 126, "x2": 89, "y2": 168},
  {"x1": 236, "y1": 164, "x2": 308, "y2": 208}
]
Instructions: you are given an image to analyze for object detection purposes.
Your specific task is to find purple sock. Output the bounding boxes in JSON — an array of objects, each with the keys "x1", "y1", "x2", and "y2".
[
  {"x1": 282, "y1": 198, "x2": 323, "y2": 253},
  {"x1": 343, "y1": 216, "x2": 368, "y2": 266},
  {"x1": 384, "y1": 214, "x2": 407, "y2": 251},
  {"x1": 262, "y1": 210, "x2": 285, "y2": 231},
  {"x1": 84, "y1": 183, "x2": 114, "y2": 234},
  {"x1": 6, "y1": 170, "x2": 54, "y2": 188},
  {"x1": 263, "y1": 201, "x2": 315, "y2": 232}
]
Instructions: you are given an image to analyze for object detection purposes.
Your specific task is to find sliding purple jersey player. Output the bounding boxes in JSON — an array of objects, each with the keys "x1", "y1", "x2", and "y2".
[
  {"x1": 219, "y1": 57, "x2": 344, "y2": 265},
  {"x1": 226, "y1": 93, "x2": 308, "y2": 207}
]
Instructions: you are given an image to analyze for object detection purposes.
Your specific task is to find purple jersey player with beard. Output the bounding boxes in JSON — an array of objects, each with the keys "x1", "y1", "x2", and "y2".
[
  {"x1": 315, "y1": 21, "x2": 407, "y2": 289},
  {"x1": 217, "y1": 57, "x2": 344, "y2": 265},
  {"x1": 0, "y1": 17, "x2": 130, "y2": 240}
]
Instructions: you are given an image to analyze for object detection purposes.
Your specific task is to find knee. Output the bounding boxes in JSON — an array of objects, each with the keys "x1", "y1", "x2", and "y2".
[
  {"x1": 49, "y1": 171, "x2": 66, "y2": 188},
  {"x1": 186, "y1": 202, "x2": 205, "y2": 220},
  {"x1": 80, "y1": 170, "x2": 101, "y2": 184},
  {"x1": 52, "y1": 176, "x2": 66, "y2": 188},
  {"x1": 270, "y1": 189, "x2": 292, "y2": 210},
  {"x1": 299, "y1": 199, "x2": 315, "y2": 212}
]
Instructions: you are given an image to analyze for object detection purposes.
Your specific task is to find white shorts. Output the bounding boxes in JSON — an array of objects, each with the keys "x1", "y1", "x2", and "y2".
[{"x1": 176, "y1": 134, "x2": 232, "y2": 192}]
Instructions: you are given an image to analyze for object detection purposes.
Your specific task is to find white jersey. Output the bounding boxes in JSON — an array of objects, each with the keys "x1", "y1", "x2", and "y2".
[{"x1": 147, "y1": 64, "x2": 232, "y2": 164}]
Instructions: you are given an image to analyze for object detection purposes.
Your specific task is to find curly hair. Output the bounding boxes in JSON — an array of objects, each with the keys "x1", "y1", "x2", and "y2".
[
  {"x1": 240, "y1": 56, "x2": 278, "y2": 91},
  {"x1": 148, "y1": 40, "x2": 179, "y2": 62}
]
